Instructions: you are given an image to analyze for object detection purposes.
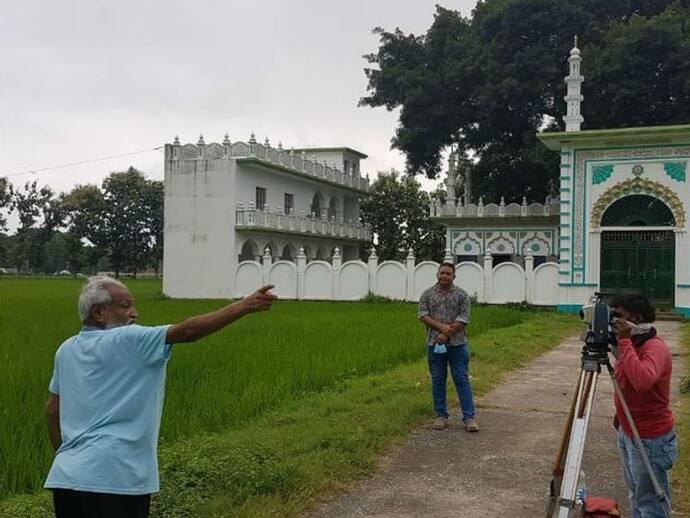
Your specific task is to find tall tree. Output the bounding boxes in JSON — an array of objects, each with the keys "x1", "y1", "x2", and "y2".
[
  {"x1": 361, "y1": 1, "x2": 690, "y2": 201},
  {"x1": 145, "y1": 180, "x2": 164, "y2": 275},
  {"x1": 60, "y1": 185, "x2": 106, "y2": 275},
  {"x1": 97, "y1": 168, "x2": 163, "y2": 277},
  {"x1": 360, "y1": 170, "x2": 445, "y2": 262},
  {"x1": 9, "y1": 180, "x2": 61, "y2": 272}
]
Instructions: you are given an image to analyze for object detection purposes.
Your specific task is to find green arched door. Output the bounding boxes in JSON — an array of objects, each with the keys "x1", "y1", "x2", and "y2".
[{"x1": 600, "y1": 195, "x2": 675, "y2": 307}]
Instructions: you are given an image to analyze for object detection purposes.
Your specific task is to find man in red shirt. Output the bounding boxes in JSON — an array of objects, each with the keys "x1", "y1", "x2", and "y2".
[{"x1": 611, "y1": 294, "x2": 677, "y2": 518}]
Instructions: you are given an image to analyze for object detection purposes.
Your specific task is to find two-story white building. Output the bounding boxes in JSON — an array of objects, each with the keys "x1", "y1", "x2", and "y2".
[{"x1": 163, "y1": 133, "x2": 371, "y2": 298}]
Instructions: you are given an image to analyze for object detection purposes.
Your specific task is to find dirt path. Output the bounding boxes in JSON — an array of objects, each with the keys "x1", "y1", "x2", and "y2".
[{"x1": 307, "y1": 321, "x2": 687, "y2": 518}]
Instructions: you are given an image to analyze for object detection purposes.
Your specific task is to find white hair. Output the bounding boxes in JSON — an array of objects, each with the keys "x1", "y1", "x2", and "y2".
[{"x1": 78, "y1": 276, "x2": 128, "y2": 323}]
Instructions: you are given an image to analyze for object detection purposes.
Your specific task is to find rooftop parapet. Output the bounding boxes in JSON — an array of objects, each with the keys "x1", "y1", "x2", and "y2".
[
  {"x1": 430, "y1": 196, "x2": 559, "y2": 218},
  {"x1": 167, "y1": 133, "x2": 370, "y2": 193}
]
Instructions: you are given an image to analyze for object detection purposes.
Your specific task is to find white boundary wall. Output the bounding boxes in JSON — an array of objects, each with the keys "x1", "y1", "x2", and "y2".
[{"x1": 235, "y1": 249, "x2": 559, "y2": 305}]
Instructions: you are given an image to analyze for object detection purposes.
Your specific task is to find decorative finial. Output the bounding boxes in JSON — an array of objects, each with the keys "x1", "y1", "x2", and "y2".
[
  {"x1": 173, "y1": 135, "x2": 180, "y2": 145},
  {"x1": 197, "y1": 134, "x2": 205, "y2": 146},
  {"x1": 264, "y1": 137, "x2": 270, "y2": 147},
  {"x1": 249, "y1": 132, "x2": 257, "y2": 144},
  {"x1": 223, "y1": 133, "x2": 231, "y2": 145},
  {"x1": 277, "y1": 142, "x2": 283, "y2": 151},
  {"x1": 574, "y1": 35, "x2": 578, "y2": 48}
]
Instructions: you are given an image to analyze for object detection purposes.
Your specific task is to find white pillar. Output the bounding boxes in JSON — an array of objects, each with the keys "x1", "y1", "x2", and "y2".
[
  {"x1": 483, "y1": 248, "x2": 493, "y2": 303},
  {"x1": 332, "y1": 247, "x2": 342, "y2": 300},
  {"x1": 406, "y1": 248, "x2": 416, "y2": 301},
  {"x1": 368, "y1": 248, "x2": 378, "y2": 295},
  {"x1": 262, "y1": 247, "x2": 272, "y2": 285},
  {"x1": 296, "y1": 247, "x2": 306, "y2": 300},
  {"x1": 587, "y1": 230, "x2": 601, "y2": 286},
  {"x1": 525, "y1": 252, "x2": 534, "y2": 304}
]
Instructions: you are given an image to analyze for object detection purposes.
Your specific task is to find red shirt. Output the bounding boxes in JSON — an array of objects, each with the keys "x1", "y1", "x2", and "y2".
[{"x1": 614, "y1": 335, "x2": 674, "y2": 438}]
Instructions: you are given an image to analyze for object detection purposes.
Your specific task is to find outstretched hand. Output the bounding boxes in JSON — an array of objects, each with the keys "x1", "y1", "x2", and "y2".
[{"x1": 242, "y1": 285, "x2": 277, "y2": 313}]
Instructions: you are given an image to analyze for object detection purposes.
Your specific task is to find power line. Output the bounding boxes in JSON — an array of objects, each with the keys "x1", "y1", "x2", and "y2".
[{"x1": 2, "y1": 146, "x2": 164, "y2": 178}]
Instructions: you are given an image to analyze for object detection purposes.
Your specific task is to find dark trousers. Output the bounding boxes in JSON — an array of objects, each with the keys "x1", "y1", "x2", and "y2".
[{"x1": 53, "y1": 489, "x2": 151, "y2": 518}]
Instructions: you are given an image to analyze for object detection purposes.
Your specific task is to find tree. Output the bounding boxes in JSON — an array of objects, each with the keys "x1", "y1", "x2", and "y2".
[
  {"x1": 96, "y1": 168, "x2": 163, "y2": 277},
  {"x1": 361, "y1": 1, "x2": 690, "y2": 201},
  {"x1": 145, "y1": 180, "x2": 164, "y2": 275},
  {"x1": 0, "y1": 177, "x2": 10, "y2": 232},
  {"x1": 360, "y1": 170, "x2": 445, "y2": 262},
  {"x1": 61, "y1": 185, "x2": 106, "y2": 275},
  {"x1": 9, "y1": 180, "x2": 61, "y2": 272}
]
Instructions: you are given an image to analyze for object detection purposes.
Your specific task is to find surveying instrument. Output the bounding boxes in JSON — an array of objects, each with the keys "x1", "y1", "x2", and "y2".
[{"x1": 544, "y1": 293, "x2": 671, "y2": 518}]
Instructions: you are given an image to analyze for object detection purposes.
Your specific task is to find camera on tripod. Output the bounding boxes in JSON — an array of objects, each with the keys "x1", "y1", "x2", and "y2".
[{"x1": 579, "y1": 292, "x2": 618, "y2": 354}]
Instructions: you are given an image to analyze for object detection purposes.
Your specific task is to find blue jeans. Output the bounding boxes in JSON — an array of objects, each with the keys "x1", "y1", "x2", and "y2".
[
  {"x1": 617, "y1": 429, "x2": 677, "y2": 518},
  {"x1": 427, "y1": 344, "x2": 475, "y2": 421}
]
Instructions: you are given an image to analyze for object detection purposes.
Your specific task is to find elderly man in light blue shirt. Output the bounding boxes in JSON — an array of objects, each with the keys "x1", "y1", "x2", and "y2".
[{"x1": 45, "y1": 276, "x2": 276, "y2": 518}]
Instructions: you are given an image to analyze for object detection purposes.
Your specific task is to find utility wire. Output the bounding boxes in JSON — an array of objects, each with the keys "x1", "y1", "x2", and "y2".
[{"x1": 2, "y1": 146, "x2": 164, "y2": 178}]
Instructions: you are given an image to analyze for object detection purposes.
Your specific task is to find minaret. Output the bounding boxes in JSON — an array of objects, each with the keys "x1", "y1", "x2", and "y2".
[
  {"x1": 445, "y1": 150, "x2": 457, "y2": 203},
  {"x1": 563, "y1": 36, "x2": 584, "y2": 132}
]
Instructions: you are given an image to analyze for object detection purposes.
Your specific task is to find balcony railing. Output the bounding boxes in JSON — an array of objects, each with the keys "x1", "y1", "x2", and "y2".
[
  {"x1": 235, "y1": 204, "x2": 371, "y2": 241},
  {"x1": 430, "y1": 197, "x2": 560, "y2": 218},
  {"x1": 169, "y1": 135, "x2": 370, "y2": 192}
]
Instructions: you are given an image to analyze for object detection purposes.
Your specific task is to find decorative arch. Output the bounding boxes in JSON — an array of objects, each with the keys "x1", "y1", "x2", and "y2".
[
  {"x1": 601, "y1": 194, "x2": 675, "y2": 227},
  {"x1": 327, "y1": 196, "x2": 338, "y2": 220},
  {"x1": 280, "y1": 243, "x2": 297, "y2": 262},
  {"x1": 453, "y1": 236, "x2": 482, "y2": 256},
  {"x1": 591, "y1": 177, "x2": 685, "y2": 229},
  {"x1": 521, "y1": 235, "x2": 550, "y2": 256},
  {"x1": 486, "y1": 235, "x2": 516, "y2": 255},
  {"x1": 311, "y1": 192, "x2": 325, "y2": 219},
  {"x1": 239, "y1": 239, "x2": 259, "y2": 261}
]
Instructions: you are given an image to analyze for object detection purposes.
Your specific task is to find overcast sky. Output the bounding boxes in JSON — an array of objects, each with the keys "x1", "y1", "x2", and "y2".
[{"x1": 0, "y1": 0, "x2": 478, "y2": 208}]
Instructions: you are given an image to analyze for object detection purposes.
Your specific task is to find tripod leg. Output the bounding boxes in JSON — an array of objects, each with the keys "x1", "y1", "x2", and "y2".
[
  {"x1": 605, "y1": 363, "x2": 671, "y2": 518},
  {"x1": 544, "y1": 368, "x2": 583, "y2": 518},
  {"x1": 556, "y1": 370, "x2": 598, "y2": 518}
]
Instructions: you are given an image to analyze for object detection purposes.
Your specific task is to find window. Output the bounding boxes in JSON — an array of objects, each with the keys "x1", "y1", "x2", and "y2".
[
  {"x1": 284, "y1": 193, "x2": 294, "y2": 215},
  {"x1": 255, "y1": 187, "x2": 266, "y2": 210},
  {"x1": 344, "y1": 159, "x2": 350, "y2": 173}
]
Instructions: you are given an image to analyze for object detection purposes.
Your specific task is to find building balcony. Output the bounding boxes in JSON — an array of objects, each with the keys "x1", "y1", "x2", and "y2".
[
  {"x1": 430, "y1": 197, "x2": 560, "y2": 219},
  {"x1": 235, "y1": 204, "x2": 372, "y2": 242}
]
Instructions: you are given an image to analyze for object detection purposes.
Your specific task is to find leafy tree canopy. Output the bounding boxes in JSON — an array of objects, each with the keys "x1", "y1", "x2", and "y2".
[
  {"x1": 360, "y1": 170, "x2": 445, "y2": 262},
  {"x1": 361, "y1": 1, "x2": 690, "y2": 201}
]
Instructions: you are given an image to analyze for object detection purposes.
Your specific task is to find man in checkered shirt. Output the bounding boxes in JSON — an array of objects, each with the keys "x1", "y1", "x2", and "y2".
[{"x1": 418, "y1": 262, "x2": 478, "y2": 431}]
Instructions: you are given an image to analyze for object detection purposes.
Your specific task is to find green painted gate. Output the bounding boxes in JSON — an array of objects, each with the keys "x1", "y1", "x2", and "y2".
[{"x1": 600, "y1": 230, "x2": 675, "y2": 307}]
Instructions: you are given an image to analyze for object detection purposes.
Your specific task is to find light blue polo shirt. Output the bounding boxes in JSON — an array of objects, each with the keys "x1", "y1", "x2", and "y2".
[{"x1": 45, "y1": 324, "x2": 172, "y2": 495}]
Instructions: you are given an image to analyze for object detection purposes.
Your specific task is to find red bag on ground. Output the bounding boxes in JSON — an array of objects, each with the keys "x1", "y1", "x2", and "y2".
[{"x1": 582, "y1": 496, "x2": 621, "y2": 517}]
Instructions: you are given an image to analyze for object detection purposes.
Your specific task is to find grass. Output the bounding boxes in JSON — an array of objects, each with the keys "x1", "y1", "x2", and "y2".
[
  {"x1": 0, "y1": 294, "x2": 580, "y2": 518},
  {"x1": 0, "y1": 277, "x2": 526, "y2": 499}
]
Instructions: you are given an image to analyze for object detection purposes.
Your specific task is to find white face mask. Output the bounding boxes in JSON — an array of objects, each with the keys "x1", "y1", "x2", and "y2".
[{"x1": 630, "y1": 323, "x2": 653, "y2": 335}]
